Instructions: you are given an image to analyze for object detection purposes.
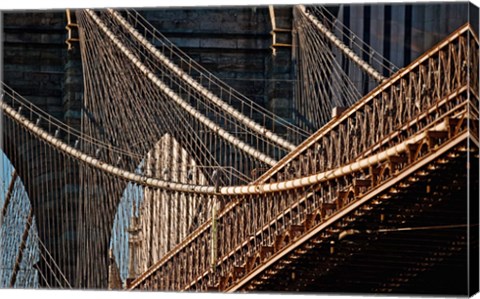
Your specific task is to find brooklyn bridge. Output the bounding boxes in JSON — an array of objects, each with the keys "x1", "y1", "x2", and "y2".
[{"x1": 0, "y1": 3, "x2": 479, "y2": 295}]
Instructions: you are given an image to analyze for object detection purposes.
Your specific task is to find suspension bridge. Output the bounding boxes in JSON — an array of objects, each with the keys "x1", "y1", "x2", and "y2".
[{"x1": 0, "y1": 5, "x2": 478, "y2": 294}]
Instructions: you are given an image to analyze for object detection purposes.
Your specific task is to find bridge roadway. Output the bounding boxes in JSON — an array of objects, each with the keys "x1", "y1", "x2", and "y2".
[{"x1": 127, "y1": 23, "x2": 479, "y2": 292}]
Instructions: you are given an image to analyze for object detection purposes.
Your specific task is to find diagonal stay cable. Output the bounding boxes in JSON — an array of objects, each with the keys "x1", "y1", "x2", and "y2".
[
  {"x1": 107, "y1": 8, "x2": 297, "y2": 152},
  {"x1": 298, "y1": 5, "x2": 385, "y2": 82},
  {"x1": 83, "y1": 9, "x2": 277, "y2": 167}
]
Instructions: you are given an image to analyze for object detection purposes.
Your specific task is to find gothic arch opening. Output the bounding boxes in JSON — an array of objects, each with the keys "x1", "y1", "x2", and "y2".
[
  {"x1": 109, "y1": 134, "x2": 212, "y2": 286},
  {"x1": 0, "y1": 152, "x2": 40, "y2": 288}
]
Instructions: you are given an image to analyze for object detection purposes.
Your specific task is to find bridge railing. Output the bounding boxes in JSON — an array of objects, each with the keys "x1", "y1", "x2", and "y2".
[
  {"x1": 255, "y1": 23, "x2": 478, "y2": 185},
  {"x1": 129, "y1": 91, "x2": 476, "y2": 291},
  {"x1": 127, "y1": 24, "x2": 478, "y2": 291}
]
